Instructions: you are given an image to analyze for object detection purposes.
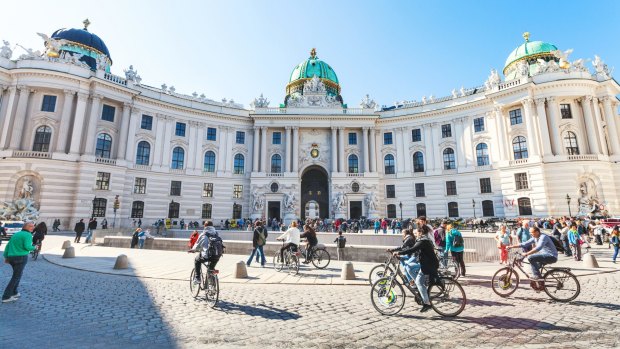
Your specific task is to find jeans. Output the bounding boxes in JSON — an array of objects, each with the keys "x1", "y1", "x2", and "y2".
[
  {"x1": 374, "y1": 227, "x2": 379, "y2": 234},
  {"x1": 138, "y1": 239, "x2": 145, "y2": 249},
  {"x1": 247, "y1": 245, "x2": 266, "y2": 266},
  {"x1": 400, "y1": 256, "x2": 420, "y2": 283},
  {"x1": 562, "y1": 239, "x2": 572, "y2": 256},
  {"x1": 528, "y1": 253, "x2": 557, "y2": 279},
  {"x1": 74, "y1": 232, "x2": 82, "y2": 243},
  {"x1": 571, "y1": 243, "x2": 582, "y2": 261},
  {"x1": 85, "y1": 229, "x2": 93, "y2": 243},
  {"x1": 3, "y1": 255, "x2": 28, "y2": 300},
  {"x1": 382, "y1": 228, "x2": 387, "y2": 234},
  {"x1": 415, "y1": 272, "x2": 430, "y2": 305},
  {"x1": 613, "y1": 245, "x2": 619, "y2": 262}
]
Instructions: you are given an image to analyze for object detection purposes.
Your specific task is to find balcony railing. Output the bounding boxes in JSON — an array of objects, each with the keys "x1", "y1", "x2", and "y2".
[
  {"x1": 347, "y1": 173, "x2": 364, "y2": 177},
  {"x1": 169, "y1": 168, "x2": 185, "y2": 175},
  {"x1": 442, "y1": 169, "x2": 457, "y2": 175},
  {"x1": 134, "y1": 164, "x2": 151, "y2": 171},
  {"x1": 267, "y1": 173, "x2": 284, "y2": 177},
  {"x1": 104, "y1": 72, "x2": 127, "y2": 86},
  {"x1": 475, "y1": 164, "x2": 492, "y2": 171},
  {"x1": 12, "y1": 150, "x2": 51, "y2": 158},
  {"x1": 95, "y1": 157, "x2": 117, "y2": 165},
  {"x1": 508, "y1": 159, "x2": 529, "y2": 166},
  {"x1": 567, "y1": 154, "x2": 598, "y2": 161}
]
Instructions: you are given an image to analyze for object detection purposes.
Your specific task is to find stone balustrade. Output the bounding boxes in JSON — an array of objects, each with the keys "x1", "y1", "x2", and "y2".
[
  {"x1": 346, "y1": 173, "x2": 364, "y2": 177},
  {"x1": 508, "y1": 158, "x2": 529, "y2": 166},
  {"x1": 95, "y1": 157, "x2": 117, "y2": 165},
  {"x1": 169, "y1": 168, "x2": 185, "y2": 175},
  {"x1": 12, "y1": 150, "x2": 51, "y2": 158},
  {"x1": 104, "y1": 72, "x2": 127, "y2": 86},
  {"x1": 134, "y1": 164, "x2": 151, "y2": 171}
]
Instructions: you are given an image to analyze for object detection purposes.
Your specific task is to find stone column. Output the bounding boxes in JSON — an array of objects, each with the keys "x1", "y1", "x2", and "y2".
[
  {"x1": 431, "y1": 124, "x2": 442, "y2": 169},
  {"x1": 161, "y1": 117, "x2": 173, "y2": 167},
  {"x1": 454, "y1": 119, "x2": 466, "y2": 168},
  {"x1": 218, "y1": 126, "x2": 228, "y2": 173},
  {"x1": 124, "y1": 108, "x2": 140, "y2": 162},
  {"x1": 117, "y1": 103, "x2": 132, "y2": 159},
  {"x1": 485, "y1": 112, "x2": 500, "y2": 163},
  {"x1": 522, "y1": 98, "x2": 540, "y2": 157},
  {"x1": 338, "y1": 127, "x2": 345, "y2": 172},
  {"x1": 225, "y1": 127, "x2": 234, "y2": 173},
  {"x1": 546, "y1": 97, "x2": 562, "y2": 155},
  {"x1": 493, "y1": 106, "x2": 508, "y2": 160},
  {"x1": 187, "y1": 122, "x2": 198, "y2": 169},
  {"x1": 331, "y1": 127, "x2": 338, "y2": 172},
  {"x1": 592, "y1": 97, "x2": 608, "y2": 156},
  {"x1": 284, "y1": 126, "x2": 291, "y2": 172},
  {"x1": 69, "y1": 93, "x2": 89, "y2": 154},
  {"x1": 9, "y1": 87, "x2": 32, "y2": 149},
  {"x1": 55, "y1": 90, "x2": 75, "y2": 153},
  {"x1": 602, "y1": 96, "x2": 620, "y2": 155},
  {"x1": 0, "y1": 87, "x2": 17, "y2": 149},
  {"x1": 84, "y1": 95, "x2": 102, "y2": 155},
  {"x1": 422, "y1": 124, "x2": 434, "y2": 170},
  {"x1": 152, "y1": 115, "x2": 166, "y2": 166},
  {"x1": 462, "y1": 118, "x2": 474, "y2": 167},
  {"x1": 394, "y1": 128, "x2": 404, "y2": 173},
  {"x1": 402, "y1": 127, "x2": 411, "y2": 172},
  {"x1": 362, "y1": 127, "x2": 370, "y2": 173},
  {"x1": 292, "y1": 127, "x2": 299, "y2": 172},
  {"x1": 581, "y1": 96, "x2": 601, "y2": 155},
  {"x1": 260, "y1": 126, "x2": 267, "y2": 172},
  {"x1": 535, "y1": 98, "x2": 553, "y2": 157},
  {"x1": 194, "y1": 123, "x2": 204, "y2": 170},
  {"x1": 369, "y1": 128, "x2": 377, "y2": 172},
  {"x1": 252, "y1": 126, "x2": 260, "y2": 172}
]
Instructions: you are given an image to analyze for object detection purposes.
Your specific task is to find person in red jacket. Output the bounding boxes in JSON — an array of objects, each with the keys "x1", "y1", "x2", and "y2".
[{"x1": 188, "y1": 230, "x2": 200, "y2": 249}]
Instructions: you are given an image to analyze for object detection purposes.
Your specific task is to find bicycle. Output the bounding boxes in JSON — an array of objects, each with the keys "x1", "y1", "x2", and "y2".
[
  {"x1": 188, "y1": 253, "x2": 219, "y2": 307},
  {"x1": 298, "y1": 241, "x2": 331, "y2": 269},
  {"x1": 491, "y1": 250, "x2": 580, "y2": 302},
  {"x1": 368, "y1": 253, "x2": 396, "y2": 286},
  {"x1": 31, "y1": 242, "x2": 41, "y2": 261},
  {"x1": 273, "y1": 240, "x2": 300, "y2": 275},
  {"x1": 436, "y1": 248, "x2": 460, "y2": 280},
  {"x1": 370, "y1": 252, "x2": 467, "y2": 317}
]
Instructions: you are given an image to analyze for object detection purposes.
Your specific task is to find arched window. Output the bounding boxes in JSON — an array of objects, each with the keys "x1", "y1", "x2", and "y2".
[
  {"x1": 271, "y1": 154, "x2": 282, "y2": 173},
  {"x1": 168, "y1": 201, "x2": 180, "y2": 218},
  {"x1": 234, "y1": 154, "x2": 245, "y2": 174},
  {"x1": 448, "y1": 202, "x2": 459, "y2": 217},
  {"x1": 387, "y1": 204, "x2": 397, "y2": 218},
  {"x1": 413, "y1": 152, "x2": 424, "y2": 172},
  {"x1": 476, "y1": 143, "x2": 489, "y2": 166},
  {"x1": 171, "y1": 147, "x2": 185, "y2": 169},
  {"x1": 348, "y1": 154, "x2": 359, "y2": 173},
  {"x1": 443, "y1": 148, "x2": 456, "y2": 169},
  {"x1": 416, "y1": 203, "x2": 427, "y2": 217},
  {"x1": 202, "y1": 203, "x2": 212, "y2": 219},
  {"x1": 518, "y1": 197, "x2": 532, "y2": 216},
  {"x1": 482, "y1": 200, "x2": 494, "y2": 217},
  {"x1": 203, "y1": 151, "x2": 216, "y2": 172},
  {"x1": 95, "y1": 133, "x2": 112, "y2": 159},
  {"x1": 384, "y1": 154, "x2": 395, "y2": 174},
  {"x1": 564, "y1": 131, "x2": 579, "y2": 155},
  {"x1": 32, "y1": 125, "x2": 52, "y2": 152},
  {"x1": 131, "y1": 201, "x2": 144, "y2": 218},
  {"x1": 512, "y1": 136, "x2": 528, "y2": 159},
  {"x1": 135, "y1": 141, "x2": 150, "y2": 165}
]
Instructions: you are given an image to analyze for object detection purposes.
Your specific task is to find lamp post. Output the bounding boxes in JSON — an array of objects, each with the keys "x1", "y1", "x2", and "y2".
[
  {"x1": 566, "y1": 194, "x2": 572, "y2": 217},
  {"x1": 399, "y1": 201, "x2": 403, "y2": 221},
  {"x1": 472, "y1": 199, "x2": 476, "y2": 219},
  {"x1": 112, "y1": 195, "x2": 120, "y2": 228}
]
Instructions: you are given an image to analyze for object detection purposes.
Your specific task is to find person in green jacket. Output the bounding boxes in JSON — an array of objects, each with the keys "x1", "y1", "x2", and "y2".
[
  {"x1": 2, "y1": 221, "x2": 35, "y2": 303},
  {"x1": 445, "y1": 223, "x2": 466, "y2": 277}
]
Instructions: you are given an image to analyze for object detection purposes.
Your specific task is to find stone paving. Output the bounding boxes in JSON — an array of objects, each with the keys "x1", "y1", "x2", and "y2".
[{"x1": 0, "y1": 234, "x2": 619, "y2": 348}]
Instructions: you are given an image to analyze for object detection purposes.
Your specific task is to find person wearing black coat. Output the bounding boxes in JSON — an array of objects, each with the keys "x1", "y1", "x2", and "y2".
[
  {"x1": 408, "y1": 227, "x2": 440, "y2": 313},
  {"x1": 74, "y1": 219, "x2": 85, "y2": 243},
  {"x1": 130, "y1": 229, "x2": 140, "y2": 248},
  {"x1": 246, "y1": 221, "x2": 268, "y2": 267}
]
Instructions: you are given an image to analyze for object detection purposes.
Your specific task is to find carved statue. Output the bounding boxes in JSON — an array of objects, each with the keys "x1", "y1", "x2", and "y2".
[
  {"x1": 37, "y1": 32, "x2": 68, "y2": 57},
  {"x1": 577, "y1": 179, "x2": 601, "y2": 216},
  {"x1": 516, "y1": 60, "x2": 529, "y2": 77},
  {"x1": 0, "y1": 198, "x2": 39, "y2": 221},
  {"x1": 251, "y1": 93, "x2": 270, "y2": 108},
  {"x1": 535, "y1": 58, "x2": 549, "y2": 75},
  {"x1": 124, "y1": 65, "x2": 138, "y2": 81},
  {"x1": 485, "y1": 69, "x2": 501, "y2": 89},
  {"x1": 303, "y1": 75, "x2": 326, "y2": 94},
  {"x1": 17, "y1": 45, "x2": 43, "y2": 60},
  {"x1": 251, "y1": 189, "x2": 264, "y2": 212},
  {"x1": 0, "y1": 40, "x2": 13, "y2": 59},
  {"x1": 19, "y1": 179, "x2": 34, "y2": 199},
  {"x1": 570, "y1": 58, "x2": 588, "y2": 73},
  {"x1": 421, "y1": 96, "x2": 427, "y2": 104},
  {"x1": 460, "y1": 86, "x2": 466, "y2": 97},
  {"x1": 360, "y1": 94, "x2": 377, "y2": 109},
  {"x1": 332, "y1": 192, "x2": 346, "y2": 212},
  {"x1": 552, "y1": 49, "x2": 573, "y2": 69},
  {"x1": 283, "y1": 191, "x2": 297, "y2": 212},
  {"x1": 451, "y1": 89, "x2": 458, "y2": 98},
  {"x1": 161, "y1": 83, "x2": 168, "y2": 91},
  {"x1": 169, "y1": 86, "x2": 176, "y2": 94},
  {"x1": 364, "y1": 192, "x2": 378, "y2": 212},
  {"x1": 592, "y1": 55, "x2": 612, "y2": 79}
]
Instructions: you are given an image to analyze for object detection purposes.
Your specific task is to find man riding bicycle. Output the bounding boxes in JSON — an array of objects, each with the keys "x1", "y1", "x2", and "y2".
[
  {"x1": 190, "y1": 221, "x2": 220, "y2": 285},
  {"x1": 300, "y1": 221, "x2": 318, "y2": 264},
  {"x1": 507, "y1": 226, "x2": 558, "y2": 280},
  {"x1": 277, "y1": 221, "x2": 301, "y2": 262}
]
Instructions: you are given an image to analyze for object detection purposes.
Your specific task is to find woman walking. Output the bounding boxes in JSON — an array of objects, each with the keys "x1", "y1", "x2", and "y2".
[
  {"x1": 445, "y1": 223, "x2": 466, "y2": 277},
  {"x1": 495, "y1": 225, "x2": 512, "y2": 264},
  {"x1": 247, "y1": 221, "x2": 267, "y2": 267},
  {"x1": 610, "y1": 226, "x2": 619, "y2": 264}
]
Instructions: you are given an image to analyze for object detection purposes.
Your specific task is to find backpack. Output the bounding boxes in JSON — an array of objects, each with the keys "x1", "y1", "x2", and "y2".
[
  {"x1": 545, "y1": 233, "x2": 565, "y2": 253},
  {"x1": 256, "y1": 228, "x2": 266, "y2": 246},
  {"x1": 452, "y1": 231, "x2": 464, "y2": 248},
  {"x1": 207, "y1": 235, "x2": 225, "y2": 258}
]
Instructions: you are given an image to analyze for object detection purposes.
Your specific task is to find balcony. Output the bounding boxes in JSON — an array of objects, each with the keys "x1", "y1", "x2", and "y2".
[
  {"x1": 12, "y1": 150, "x2": 51, "y2": 159},
  {"x1": 169, "y1": 168, "x2": 185, "y2": 175},
  {"x1": 475, "y1": 164, "x2": 492, "y2": 171},
  {"x1": 134, "y1": 164, "x2": 151, "y2": 171},
  {"x1": 95, "y1": 157, "x2": 117, "y2": 166},
  {"x1": 508, "y1": 159, "x2": 529, "y2": 166},
  {"x1": 103, "y1": 72, "x2": 127, "y2": 86},
  {"x1": 567, "y1": 154, "x2": 598, "y2": 161},
  {"x1": 346, "y1": 173, "x2": 364, "y2": 177},
  {"x1": 266, "y1": 173, "x2": 284, "y2": 177}
]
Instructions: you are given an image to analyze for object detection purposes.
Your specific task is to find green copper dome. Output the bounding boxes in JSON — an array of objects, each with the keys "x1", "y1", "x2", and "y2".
[
  {"x1": 503, "y1": 32, "x2": 558, "y2": 77},
  {"x1": 289, "y1": 48, "x2": 339, "y2": 85}
]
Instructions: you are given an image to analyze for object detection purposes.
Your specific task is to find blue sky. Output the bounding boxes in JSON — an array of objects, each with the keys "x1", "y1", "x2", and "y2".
[{"x1": 1, "y1": 0, "x2": 618, "y2": 108}]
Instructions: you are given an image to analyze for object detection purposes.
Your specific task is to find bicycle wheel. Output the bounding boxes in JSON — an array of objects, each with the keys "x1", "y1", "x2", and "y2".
[
  {"x1": 446, "y1": 259, "x2": 460, "y2": 280},
  {"x1": 205, "y1": 273, "x2": 219, "y2": 307},
  {"x1": 370, "y1": 277, "x2": 406, "y2": 316},
  {"x1": 311, "y1": 248, "x2": 331, "y2": 269},
  {"x1": 368, "y1": 264, "x2": 395, "y2": 285},
  {"x1": 289, "y1": 254, "x2": 299, "y2": 275},
  {"x1": 428, "y1": 278, "x2": 466, "y2": 317},
  {"x1": 273, "y1": 253, "x2": 284, "y2": 272},
  {"x1": 189, "y1": 267, "x2": 202, "y2": 298},
  {"x1": 491, "y1": 267, "x2": 519, "y2": 298},
  {"x1": 543, "y1": 269, "x2": 580, "y2": 302}
]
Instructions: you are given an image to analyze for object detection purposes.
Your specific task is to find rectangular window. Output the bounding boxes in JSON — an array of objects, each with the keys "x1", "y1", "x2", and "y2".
[
  {"x1": 202, "y1": 203, "x2": 212, "y2": 219},
  {"x1": 131, "y1": 201, "x2": 144, "y2": 218},
  {"x1": 95, "y1": 172, "x2": 110, "y2": 190},
  {"x1": 133, "y1": 177, "x2": 147, "y2": 194},
  {"x1": 509, "y1": 109, "x2": 523, "y2": 125},
  {"x1": 560, "y1": 104, "x2": 572, "y2": 119},
  {"x1": 41, "y1": 95, "x2": 57, "y2": 112},
  {"x1": 175, "y1": 122, "x2": 186, "y2": 137},
  {"x1": 474, "y1": 117, "x2": 485, "y2": 132},
  {"x1": 207, "y1": 127, "x2": 217, "y2": 141},
  {"x1": 441, "y1": 124, "x2": 452, "y2": 138},
  {"x1": 202, "y1": 183, "x2": 213, "y2": 197},
  {"x1": 92, "y1": 198, "x2": 107, "y2": 217},
  {"x1": 272, "y1": 132, "x2": 281, "y2": 144},
  {"x1": 411, "y1": 128, "x2": 421, "y2": 142},
  {"x1": 348, "y1": 132, "x2": 357, "y2": 145},
  {"x1": 101, "y1": 104, "x2": 116, "y2": 122},
  {"x1": 140, "y1": 115, "x2": 153, "y2": 130},
  {"x1": 415, "y1": 183, "x2": 425, "y2": 197},
  {"x1": 387, "y1": 204, "x2": 397, "y2": 219},
  {"x1": 479, "y1": 178, "x2": 492, "y2": 194},
  {"x1": 235, "y1": 131, "x2": 245, "y2": 144},
  {"x1": 446, "y1": 181, "x2": 457, "y2": 196},
  {"x1": 448, "y1": 202, "x2": 459, "y2": 218},
  {"x1": 233, "y1": 184, "x2": 243, "y2": 199},
  {"x1": 232, "y1": 203, "x2": 242, "y2": 219},
  {"x1": 170, "y1": 181, "x2": 182, "y2": 196},
  {"x1": 383, "y1": 132, "x2": 393, "y2": 145},
  {"x1": 515, "y1": 173, "x2": 529, "y2": 190},
  {"x1": 386, "y1": 185, "x2": 396, "y2": 198}
]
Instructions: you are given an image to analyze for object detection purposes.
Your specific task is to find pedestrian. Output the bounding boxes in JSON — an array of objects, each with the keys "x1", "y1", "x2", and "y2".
[
  {"x1": 188, "y1": 230, "x2": 200, "y2": 249},
  {"x1": 445, "y1": 223, "x2": 466, "y2": 277},
  {"x1": 567, "y1": 223, "x2": 582, "y2": 261},
  {"x1": 610, "y1": 226, "x2": 619, "y2": 263},
  {"x1": 559, "y1": 221, "x2": 572, "y2": 257},
  {"x1": 495, "y1": 225, "x2": 512, "y2": 264},
  {"x1": 130, "y1": 228, "x2": 140, "y2": 248},
  {"x1": 85, "y1": 218, "x2": 97, "y2": 244},
  {"x1": 381, "y1": 218, "x2": 388, "y2": 234},
  {"x1": 74, "y1": 219, "x2": 85, "y2": 243},
  {"x1": 138, "y1": 219, "x2": 142, "y2": 228},
  {"x1": 334, "y1": 231, "x2": 347, "y2": 261},
  {"x1": 138, "y1": 229, "x2": 155, "y2": 249},
  {"x1": 247, "y1": 221, "x2": 267, "y2": 267},
  {"x1": 101, "y1": 218, "x2": 108, "y2": 229},
  {"x1": 374, "y1": 219, "x2": 380, "y2": 234},
  {"x1": 2, "y1": 220, "x2": 36, "y2": 303}
]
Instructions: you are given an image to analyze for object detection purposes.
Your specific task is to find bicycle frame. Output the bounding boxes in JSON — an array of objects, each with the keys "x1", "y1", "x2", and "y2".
[{"x1": 383, "y1": 254, "x2": 425, "y2": 303}]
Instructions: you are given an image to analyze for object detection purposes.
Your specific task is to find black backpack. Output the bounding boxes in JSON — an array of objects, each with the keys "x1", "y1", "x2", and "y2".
[
  {"x1": 207, "y1": 236, "x2": 225, "y2": 258},
  {"x1": 544, "y1": 233, "x2": 565, "y2": 253},
  {"x1": 452, "y1": 232, "x2": 464, "y2": 248}
]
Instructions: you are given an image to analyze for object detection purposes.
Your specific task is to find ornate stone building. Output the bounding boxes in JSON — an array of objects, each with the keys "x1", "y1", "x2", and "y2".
[{"x1": 1, "y1": 26, "x2": 619, "y2": 227}]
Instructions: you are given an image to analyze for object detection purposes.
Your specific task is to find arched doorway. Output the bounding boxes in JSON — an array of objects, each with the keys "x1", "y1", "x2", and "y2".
[{"x1": 301, "y1": 166, "x2": 329, "y2": 219}]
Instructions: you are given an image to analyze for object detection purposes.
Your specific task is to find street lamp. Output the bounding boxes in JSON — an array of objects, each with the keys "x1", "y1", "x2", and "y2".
[
  {"x1": 566, "y1": 194, "x2": 572, "y2": 217},
  {"x1": 113, "y1": 195, "x2": 120, "y2": 228},
  {"x1": 399, "y1": 201, "x2": 403, "y2": 221},
  {"x1": 472, "y1": 199, "x2": 476, "y2": 219}
]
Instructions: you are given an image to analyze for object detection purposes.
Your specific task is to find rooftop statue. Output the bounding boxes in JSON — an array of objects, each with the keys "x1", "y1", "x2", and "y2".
[
  {"x1": 516, "y1": 60, "x2": 529, "y2": 77},
  {"x1": 360, "y1": 94, "x2": 376, "y2": 109},
  {"x1": 37, "y1": 32, "x2": 68, "y2": 58},
  {"x1": 16, "y1": 45, "x2": 43, "y2": 60},
  {"x1": 485, "y1": 69, "x2": 501, "y2": 90},
  {"x1": 570, "y1": 58, "x2": 588, "y2": 73},
  {"x1": 552, "y1": 49, "x2": 573, "y2": 70},
  {"x1": 592, "y1": 55, "x2": 612, "y2": 79},
  {"x1": 124, "y1": 65, "x2": 138, "y2": 81},
  {"x1": 251, "y1": 93, "x2": 270, "y2": 108},
  {"x1": 1, "y1": 40, "x2": 13, "y2": 59},
  {"x1": 283, "y1": 191, "x2": 297, "y2": 212}
]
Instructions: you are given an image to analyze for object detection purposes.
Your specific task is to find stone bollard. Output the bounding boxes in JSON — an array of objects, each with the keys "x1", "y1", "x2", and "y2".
[
  {"x1": 583, "y1": 253, "x2": 599, "y2": 268},
  {"x1": 62, "y1": 246, "x2": 75, "y2": 258},
  {"x1": 61, "y1": 240, "x2": 72, "y2": 249},
  {"x1": 113, "y1": 254, "x2": 129, "y2": 269},
  {"x1": 234, "y1": 261, "x2": 248, "y2": 278},
  {"x1": 341, "y1": 261, "x2": 356, "y2": 280}
]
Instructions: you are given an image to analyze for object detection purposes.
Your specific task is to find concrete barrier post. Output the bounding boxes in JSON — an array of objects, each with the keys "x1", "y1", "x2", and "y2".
[
  {"x1": 61, "y1": 240, "x2": 72, "y2": 249},
  {"x1": 341, "y1": 261, "x2": 356, "y2": 280},
  {"x1": 583, "y1": 253, "x2": 599, "y2": 268},
  {"x1": 235, "y1": 261, "x2": 248, "y2": 278},
  {"x1": 113, "y1": 254, "x2": 129, "y2": 269},
  {"x1": 62, "y1": 246, "x2": 75, "y2": 258}
]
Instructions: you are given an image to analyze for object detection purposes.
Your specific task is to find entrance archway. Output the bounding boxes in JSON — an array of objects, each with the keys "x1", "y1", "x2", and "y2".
[{"x1": 301, "y1": 166, "x2": 329, "y2": 219}]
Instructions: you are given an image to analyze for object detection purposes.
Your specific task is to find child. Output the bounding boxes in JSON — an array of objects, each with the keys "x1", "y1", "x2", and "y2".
[{"x1": 188, "y1": 230, "x2": 200, "y2": 249}]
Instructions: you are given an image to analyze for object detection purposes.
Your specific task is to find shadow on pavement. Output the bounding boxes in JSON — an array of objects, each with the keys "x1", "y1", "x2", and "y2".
[
  {"x1": 214, "y1": 301, "x2": 301, "y2": 320},
  {"x1": 453, "y1": 315, "x2": 582, "y2": 331},
  {"x1": 570, "y1": 300, "x2": 620, "y2": 311},
  {"x1": 467, "y1": 298, "x2": 515, "y2": 307}
]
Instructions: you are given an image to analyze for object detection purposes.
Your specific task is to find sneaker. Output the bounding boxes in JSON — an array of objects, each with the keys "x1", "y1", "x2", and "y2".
[
  {"x1": 2, "y1": 296, "x2": 17, "y2": 303},
  {"x1": 13, "y1": 293, "x2": 20, "y2": 298},
  {"x1": 193, "y1": 278, "x2": 201, "y2": 285},
  {"x1": 420, "y1": 304, "x2": 432, "y2": 313}
]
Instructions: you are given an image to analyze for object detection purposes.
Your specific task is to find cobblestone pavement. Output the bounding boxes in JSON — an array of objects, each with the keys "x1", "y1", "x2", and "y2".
[{"x1": 1, "y1": 237, "x2": 619, "y2": 348}]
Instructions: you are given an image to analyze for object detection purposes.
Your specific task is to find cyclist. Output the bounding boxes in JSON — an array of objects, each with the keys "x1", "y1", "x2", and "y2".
[
  {"x1": 300, "y1": 221, "x2": 317, "y2": 264},
  {"x1": 190, "y1": 221, "x2": 220, "y2": 285},
  {"x1": 506, "y1": 226, "x2": 558, "y2": 280},
  {"x1": 409, "y1": 226, "x2": 440, "y2": 313},
  {"x1": 277, "y1": 221, "x2": 300, "y2": 262},
  {"x1": 389, "y1": 229, "x2": 418, "y2": 285}
]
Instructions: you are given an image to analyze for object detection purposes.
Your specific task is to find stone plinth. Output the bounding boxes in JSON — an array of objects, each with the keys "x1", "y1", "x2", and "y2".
[
  {"x1": 341, "y1": 261, "x2": 356, "y2": 280},
  {"x1": 234, "y1": 261, "x2": 248, "y2": 278},
  {"x1": 61, "y1": 240, "x2": 72, "y2": 249},
  {"x1": 583, "y1": 253, "x2": 599, "y2": 268},
  {"x1": 62, "y1": 246, "x2": 75, "y2": 258},
  {"x1": 113, "y1": 254, "x2": 129, "y2": 269}
]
